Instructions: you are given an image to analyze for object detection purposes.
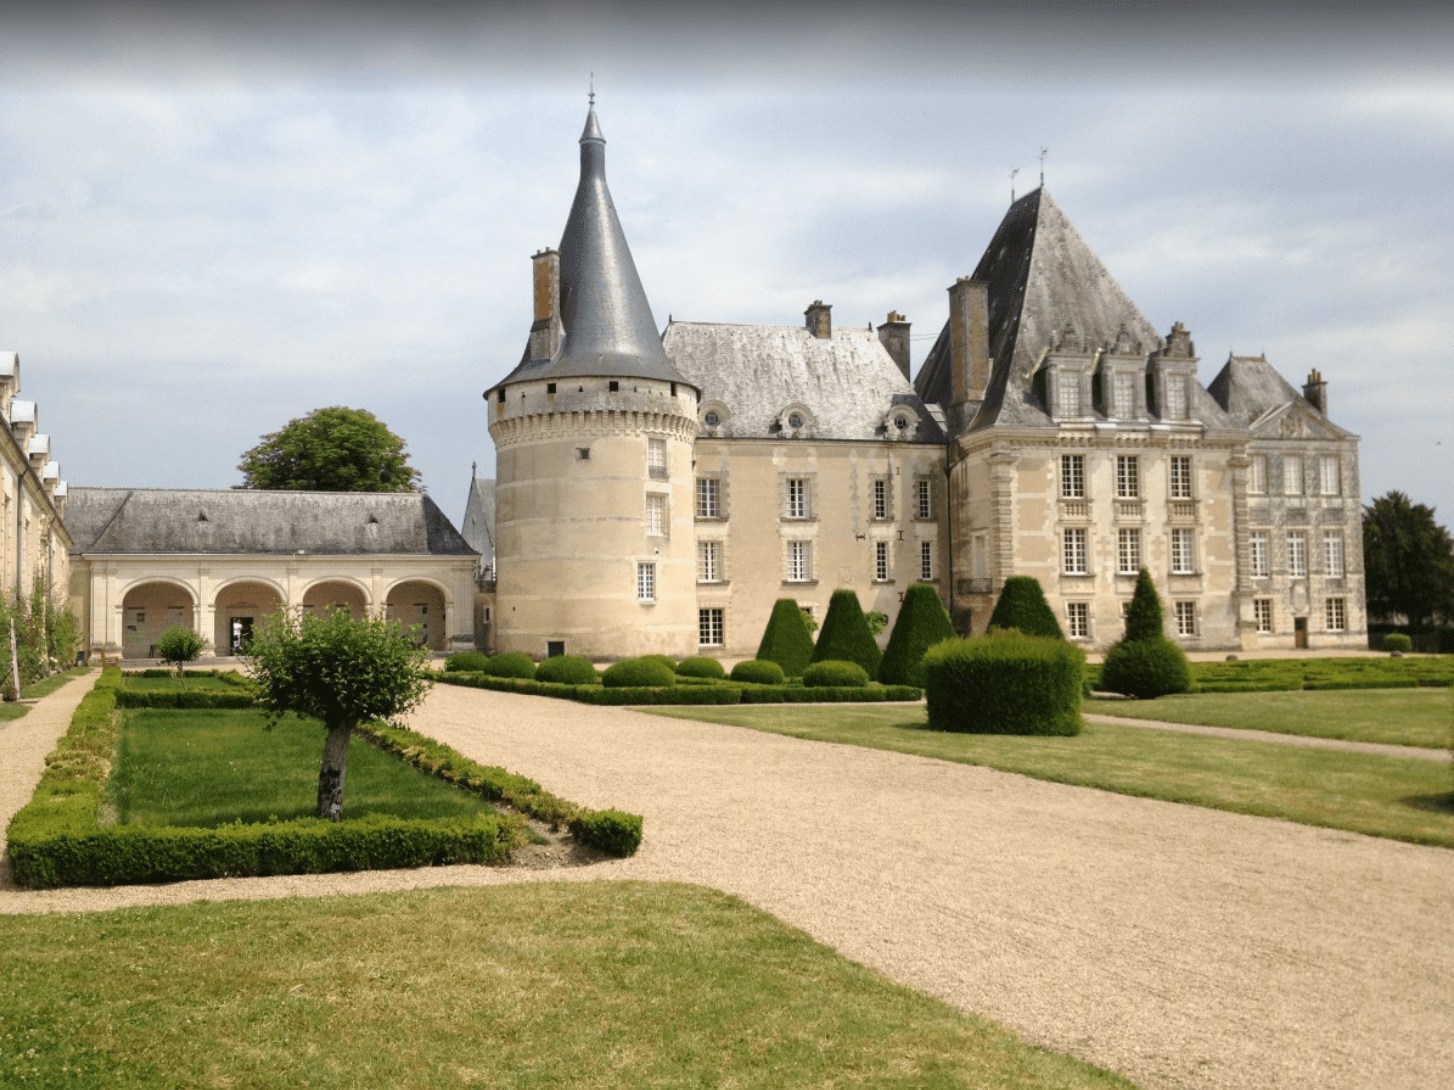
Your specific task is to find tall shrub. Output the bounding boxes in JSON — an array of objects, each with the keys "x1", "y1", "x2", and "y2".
[
  {"x1": 879, "y1": 583, "x2": 956, "y2": 687},
  {"x1": 986, "y1": 576, "x2": 1064, "y2": 639},
  {"x1": 923, "y1": 631, "x2": 1084, "y2": 735},
  {"x1": 755, "y1": 598, "x2": 816, "y2": 677},
  {"x1": 810, "y1": 589, "x2": 882, "y2": 679},
  {"x1": 1099, "y1": 570, "x2": 1192, "y2": 699}
]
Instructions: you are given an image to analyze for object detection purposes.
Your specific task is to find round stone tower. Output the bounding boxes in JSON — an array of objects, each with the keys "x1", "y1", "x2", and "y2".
[{"x1": 486, "y1": 101, "x2": 700, "y2": 660}]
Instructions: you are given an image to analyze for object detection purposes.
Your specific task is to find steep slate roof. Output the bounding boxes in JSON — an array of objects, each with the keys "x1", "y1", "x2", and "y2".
[
  {"x1": 1206, "y1": 354, "x2": 1351, "y2": 437},
  {"x1": 916, "y1": 188, "x2": 1232, "y2": 432},
  {"x1": 66, "y1": 488, "x2": 475, "y2": 556},
  {"x1": 663, "y1": 321, "x2": 946, "y2": 443},
  {"x1": 461, "y1": 476, "x2": 495, "y2": 562},
  {"x1": 492, "y1": 104, "x2": 690, "y2": 392}
]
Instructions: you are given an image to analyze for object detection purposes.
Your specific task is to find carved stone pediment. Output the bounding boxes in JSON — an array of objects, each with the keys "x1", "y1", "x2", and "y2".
[{"x1": 1251, "y1": 403, "x2": 1343, "y2": 442}]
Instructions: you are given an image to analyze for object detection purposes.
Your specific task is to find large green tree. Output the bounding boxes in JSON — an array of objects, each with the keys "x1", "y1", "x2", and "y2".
[
  {"x1": 1362, "y1": 491, "x2": 1454, "y2": 631},
  {"x1": 237, "y1": 406, "x2": 421, "y2": 492},
  {"x1": 245, "y1": 607, "x2": 432, "y2": 821}
]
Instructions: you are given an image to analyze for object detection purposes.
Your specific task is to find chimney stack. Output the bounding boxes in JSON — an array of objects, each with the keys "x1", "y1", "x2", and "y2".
[
  {"x1": 948, "y1": 278, "x2": 990, "y2": 409},
  {"x1": 529, "y1": 248, "x2": 563, "y2": 361},
  {"x1": 877, "y1": 311, "x2": 912, "y2": 380},
  {"x1": 1303, "y1": 368, "x2": 1328, "y2": 415},
  {"x1": 805, "y1": 300, "x2": 832, "y2": 339}
]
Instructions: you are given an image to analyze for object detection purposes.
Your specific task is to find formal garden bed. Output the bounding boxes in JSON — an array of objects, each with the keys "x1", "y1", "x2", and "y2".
[
  {"x1": 5, "y1": 668, "x2": 641, "y2": 888},
  {"x1": 1087, "y1": 654, "x2": 1454, "y2": 693}
]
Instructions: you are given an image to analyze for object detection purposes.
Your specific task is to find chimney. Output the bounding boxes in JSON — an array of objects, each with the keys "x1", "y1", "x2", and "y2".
[
  {"x1": 805, "y1": 300, "x2": 832, "y2": 339},
  {"x1": 1303, "y1": 368, "x2": 1328, "y2": 415},
  {"x1": 948, "y1": 278, "x2": 990, "y2": 407},
  {"x1": 877, "y1": 311, "x2": 912, "y2": 380},
  {"x1": 529, "y1": 248, "x2": 563, "y2": 361},
  {"x1": 0, "y1": 352, "x2": 17, "y2": 405}
]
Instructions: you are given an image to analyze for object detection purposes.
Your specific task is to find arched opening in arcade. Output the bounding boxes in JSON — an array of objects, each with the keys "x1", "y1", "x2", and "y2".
[
  {"x1": 213, "y1": 581, "x2": 286, "y2": 655},
  {"x1": 302, "y1": 580, "x2": 369, "y2": 621},
  {"x1": 120, "y1": 582, "x2": 196, "y2": 659},
  {"x1": 385, "y1": 581, "x2": 447, "y2": 652}
]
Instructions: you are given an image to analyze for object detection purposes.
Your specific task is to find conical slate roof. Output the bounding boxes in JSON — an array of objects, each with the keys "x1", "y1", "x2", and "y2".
[
  {"x1": 916, "y1": 188, "x2": 1163, "y2": 429},
  {"x1": 493, "y1": 104, "x2": 689, "y2": 390}
]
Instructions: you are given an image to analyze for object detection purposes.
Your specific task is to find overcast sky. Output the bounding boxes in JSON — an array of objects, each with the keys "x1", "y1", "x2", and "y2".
[{"x1": 2, "y1": 2, "x2": 1451, "y2": 530}]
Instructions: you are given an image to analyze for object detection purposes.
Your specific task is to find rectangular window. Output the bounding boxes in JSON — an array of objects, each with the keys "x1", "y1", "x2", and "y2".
[
  {"x1": 1063, "y1": 528, "x2": 1088, "y2": 575},
  {"x1": 1254, "y1": 598, "x2": 1273, "y2": 633},
  {"x1": 1112, "y1": 372, "x2": 1136, "y2": 419},
  {"x1": 1116, "y1": 455, "x2": 1140, "y2": 499},
  {"x1": 788, "y1": 541, "x2": 812, "y2": 582},
  {"x1": 1175, "y1": 600, "x2": 1198, "y2": 636},
  {"x1": 1325, "y1": 597, "x2": 1347, "y2": 632},
  {"x1": 1170, "y1": 456, "x2": 1192, "y2": 499},
  {"x1": 1061, "y1": 454, "x2": 1085, "y2": 499},
  {"x1": 646, "y1": 493, "x2": 666, "y2": 536},
  {"x1": 1288, "y1": 532, "x2": 1307, "y2": 577},
  {"x1": 697, "y1": 540, "x2": 720, "y2": 583},
  {"x1": 636, "y1": 562, "x2": 655, "y2": 602},
  {"x1": 1171, "y1": 528, "x2": 1195, "y2": 574},
  {"x1": 1323, "y1": 531, "x2": 1344, "y2": 578},
  {"x1": 874, "y1": 541, "x2": 889, "y2": 581},
  {"x1": 1117, "y1": 527, "x2": 1142, "y2": 575},
  {"x1": 695, "y1": 477, "x2": 720, "y2": 519},
  {"x1": 1067, "y1": 601, "x2": 1089, "y2": 639},
  {"x1": 872, "y1": 478, "x2": 888, "y2": 520},
  {"x1": 1164, "y1": 376, "x2": 1187, "y2": 420},
  {"x1": 698, "y1": 608, "x2": 724, "y2": 647},
  {"x1": 916, "y1": 479, "x2": 933, "y2": 520},
  {"x1": 1249, "y1": 454, "x2": 1267, "y2": 494},
  {"x1": 1250, "y1": 531, "x2": 1269, "y2": 578},
  {"x1": 920, "y1": 540, "x2": 933, "y2": 581},
  {"x1": 647, "y1": 437, "x2": 667, "y2": 479},
  {"x1": 1056, "y1": 370, "x2": 1081, "y2": 417},
  {"x1": 1320, "y1": 455, "x2": 1341, "y2": 495},
  {"x1": 1284, "y1": 456, "x2": 1304, "y2": 496},
  {"x1": 786, "y1": 478, "x2": 808, "y2": 519}
]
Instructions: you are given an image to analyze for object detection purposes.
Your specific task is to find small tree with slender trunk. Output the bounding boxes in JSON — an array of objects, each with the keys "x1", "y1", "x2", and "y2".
[
  {"x1": 154, "y1": 625, "x2": 205, "y2": 679},
  {"x1": 245, "y1": 607, "x2": 431, "y2": 821}
]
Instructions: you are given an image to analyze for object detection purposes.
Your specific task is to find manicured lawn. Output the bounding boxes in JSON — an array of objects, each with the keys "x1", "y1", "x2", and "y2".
[
  {"x1": 108, "y1": 709, "x2": 502, "y2": 827},
  {"x1": 0, "y1": 882, "x2": 1137, "y2": 1090},
  {"x1": 645, "y1": 705, "x2": 1454, "y2": 849},
  {"x1": 0, "y1": 666, "x2": 88, "y2": 722},
  {"x1": 1090, "y1": 687, "x2": 1454, "y2": 749},
  {"x1": 121, "y1": 674, "x2": 241, "y2": 693}
]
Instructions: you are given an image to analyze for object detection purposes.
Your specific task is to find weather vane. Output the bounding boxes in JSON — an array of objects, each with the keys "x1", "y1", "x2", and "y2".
[
  {"x1": 1039, "y1": 146, "x2": 1049, "y2": 187},
  {"x1": 1010, "y1": 166, "x2": 1019, "y2": 202},
  {"x1": 589, "y1": 73, "x2": 595, "y2": 106}
]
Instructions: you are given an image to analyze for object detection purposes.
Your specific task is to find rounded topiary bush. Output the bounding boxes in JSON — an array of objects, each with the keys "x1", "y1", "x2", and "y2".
[
  {"x1": 879, "y1": 582, "x2": 957, "y2": 688},
  {"x1": 922, "y1": 631, "x2": 1084, "y2": 735},
  {"x1": 535, "y1": 654, "x2": 600, "y2": 685},
  {"x1": 1383, "y1": 632, "x2": 1412, "y2": 654},
  {"x1": 637, "y1": 654, "x2": 678, "y2": 673},
  {"x1": 602, "y1": 658, "x2": 677, "y2": 688},
  {"x1": 1098, "y1": 637, "x2": 1192, "y2": 699},
  {"x1": 675, "y1": 656, "x2": 726, "y2": 680},
  {"x1": 479, "y1": 652, "x2": 537, "y2": 680},
  {"x1": 444, "y1": 651, "x2": 490, "y2": 673},
  {"x1": 801, "y1": 660, "x2": 870, "y2": 688},
  {"x1": 729, "y1": 659, "x2": 785, "y2": 685}
]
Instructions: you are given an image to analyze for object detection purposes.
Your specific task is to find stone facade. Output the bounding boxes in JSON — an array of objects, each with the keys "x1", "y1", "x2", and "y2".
[
  {"x1": 0, "y1": 353, "x2": 72, "y2": 613},
  {"x1": 480, "y1": 106, "x2": 1367, "y2": 659}
]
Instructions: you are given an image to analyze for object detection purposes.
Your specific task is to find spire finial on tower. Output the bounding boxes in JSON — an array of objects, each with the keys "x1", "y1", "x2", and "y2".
[
  {"x1": 1039, "y1": 146, "x2": 1048, "y2": 188},
  {"x1": 1010, "y1": 166, "x2": 1019, "y2": 203},
  {"x1": 589, "y1": 72, "x2": 595, "y2": 106}
]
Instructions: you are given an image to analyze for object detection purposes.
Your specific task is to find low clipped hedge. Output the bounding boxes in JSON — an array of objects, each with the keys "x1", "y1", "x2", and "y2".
[
  {"x1": 738, "y1": 684, "x2": 921, "y2": 704},
  {"x1": 535, "y1": 654, "x2": 600, "y2": 685},
  {"x1": 675, "y1": 656, "x2": 726, "y2": 680},
  {"x1": 1383, "y1": 633, "x2": 1413, "y2": 653},
  {"x1": 923, "y1": 632, "x2": 1083, "y2": 735},
  {"x1": 432, "y1": 670, "x2": 919, "y2": 704},
  {"x1": 480, "y1": 652, "x2": 538, "y2": 680},
  {"x1": 602, "y1": 658, "x2": 676, "y2": 688},
  {"x1": 801, "y1": 660, "x2": 870, "y2": 688},
  {"x1": 444, "y1": 651, "x2": 491, "y2": 672},
  {"x1": 730, "y1": 659, "x2": 785, "y2": 685},
  {"x1": 115, "y1": 688, "x2": 258, "y2": 709}
]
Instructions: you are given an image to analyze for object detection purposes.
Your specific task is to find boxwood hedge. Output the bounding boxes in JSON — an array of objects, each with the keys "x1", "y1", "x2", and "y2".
[
  {"x1": 535, "y1": 654, "x2": 600, "y2": 685},
  {"x1": 801, "y1": 660, "x2": 870, "y2": 688},
  {"x1": 923, "y1": 632, "x2": 1083, "y2": 735}
]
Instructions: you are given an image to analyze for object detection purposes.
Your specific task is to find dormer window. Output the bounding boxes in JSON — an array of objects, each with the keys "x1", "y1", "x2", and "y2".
[
  {"x1": 1112, "y1": 372, "x2": 1136, "y2": 419},
  {"x1": 1054, "y1": 370, "x2": 1081, "y2": 417},
  {"x1": 1163, "y1": 375, "x2": 1187, "y2": 420}
]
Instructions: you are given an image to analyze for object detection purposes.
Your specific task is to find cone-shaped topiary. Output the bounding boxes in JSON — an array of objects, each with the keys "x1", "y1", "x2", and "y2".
[
  {"x1": 755, "y1": 598, "x2": 816, "y2": 677},
  {"x1": 879, "y1": 582, "x2": 956, "y2": 687},
  {"x1": 810, "y1": 589, "x2": 883, "y2": 679},
  {"x1": 1123, "y1": 568, "x2": 1164, "y2": 641},
  {"x1": 986, "y1": 576, "x2": 1064, "y2": 639},
  {"x1": 1099, "y1": 570, "x2": 1192, "y2": 699}
]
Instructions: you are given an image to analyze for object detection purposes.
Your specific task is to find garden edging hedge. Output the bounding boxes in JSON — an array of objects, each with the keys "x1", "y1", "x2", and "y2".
[{"x1": 431, "y1": 670, "x2": 921, "y2": 705}]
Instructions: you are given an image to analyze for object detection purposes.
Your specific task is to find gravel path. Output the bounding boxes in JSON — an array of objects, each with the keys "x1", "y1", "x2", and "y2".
[
  {"x1": 1084, "y1": 711, "x2": 1450, "y2": 760},
  {"x1": 3, "y1": 680, "x2": 1453, "y2": 1090}
]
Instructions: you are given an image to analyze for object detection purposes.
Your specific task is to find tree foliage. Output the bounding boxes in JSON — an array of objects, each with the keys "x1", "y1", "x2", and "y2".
[
  {"x1": 1363, "y1": 491, "x2": 1454, "y2": 631},
  {"x1": 0, "y1": 577, "x2": 80, "y2": 698},
  {"x1": 237, "y1": 406, "x2": 421, "y2": 492},
  {"x1": 154, "y1": 625, "x2": 205, "y2": 678},
  {"x1": 245, "y1": 607, "x2": 432, "y2": 820}
]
